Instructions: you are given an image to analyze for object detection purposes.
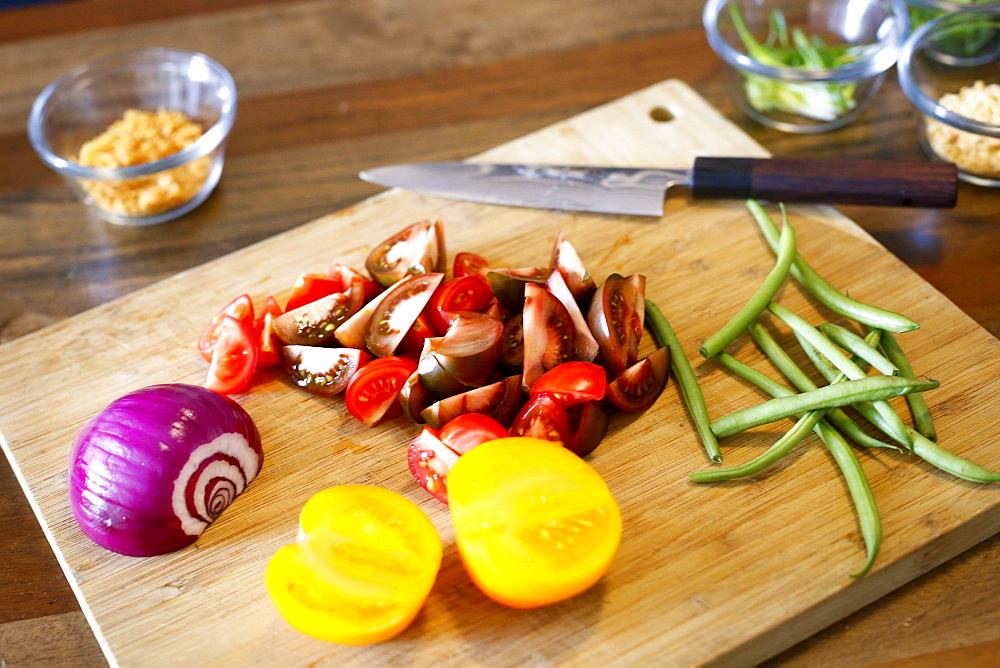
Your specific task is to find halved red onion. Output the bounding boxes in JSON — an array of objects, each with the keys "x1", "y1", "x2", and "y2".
[{"x1": 68, "y1": 383, "x2": 262, "y2": 557}]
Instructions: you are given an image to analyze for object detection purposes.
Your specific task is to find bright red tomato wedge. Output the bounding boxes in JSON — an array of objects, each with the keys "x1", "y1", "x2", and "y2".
[
  {"x1": 406, "y1": 426, "x2": 460, "y2": 503},
  {"x1": 345, "y1": 356, "x2": 419, "y2": 425},
  {"x1": 530, "y1": 361, "x2": 608, "y2": 407},
  {"x1": 254, "y1": 296, "x2": 284, "y2": 367},
  {"x1": 198, "y1": 294, "x2": 255, "y2": 362},
  {"x1": 205, "y1": 314, "x2": 258, "y2": 395},
  {"x1": 427, "y1": 275, "x2": 494, "y2": 334},
  {"x1": 438, "y1": 413, "x2": 509, "y2": 455},
  {"x1": 453, "y1": 251, "x2": 490, "y2": 278},
  {"x1": 284, "y1": 273, "x2": 345, "y2": 312}
]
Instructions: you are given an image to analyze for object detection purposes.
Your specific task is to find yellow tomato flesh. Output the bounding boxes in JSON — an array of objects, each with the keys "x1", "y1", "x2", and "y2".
[
  {"x1": 266, "y1": 484, "x2": 442, "y2": 645},
  {"x1": 448, "y1": 437, "x2": 621, "y2": 609}
]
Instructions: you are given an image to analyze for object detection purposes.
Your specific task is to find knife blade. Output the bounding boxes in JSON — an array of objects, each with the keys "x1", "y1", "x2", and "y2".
[{"x1": 359, "y1": 157, "x2": 958, "y2": 216}]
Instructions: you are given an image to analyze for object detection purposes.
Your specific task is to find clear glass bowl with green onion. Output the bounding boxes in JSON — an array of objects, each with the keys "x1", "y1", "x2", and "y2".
[{"x1": 704, "y1": 0, "x2": 908, "y2": 133}]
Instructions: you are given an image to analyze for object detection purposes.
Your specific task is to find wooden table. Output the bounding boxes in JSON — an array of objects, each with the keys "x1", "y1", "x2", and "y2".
[{"x1": 1, "y1": 1, "x2": 997, "y2": 665}]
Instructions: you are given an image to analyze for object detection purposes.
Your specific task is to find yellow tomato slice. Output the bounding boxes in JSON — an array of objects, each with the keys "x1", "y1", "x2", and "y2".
[
  {"x1": 448, "y1": 437, "x2": 621, "y2": 609},
  {"x1": 266, "y1": 485, "x2": 442, "y2": 645}
]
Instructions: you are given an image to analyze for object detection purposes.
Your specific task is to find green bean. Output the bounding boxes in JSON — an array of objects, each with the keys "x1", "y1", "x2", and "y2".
[
  {"x1": 692, "y1": 409, "x2": 827, "y2": 482},
  {"x1": 816, "y1": 421, "x2": 881, "y2": 577},
  {"x1": 879, "y1": 331, "x2": 937, "y2": 442},
  {"x1": 910, "y1": 428, "x2": 1000, "y2": 483},
  {"x1": 699, "y1": 219, "x2": 796, "y2": 359},
  {"x1": 769, "y1": 302, "x2": 912, "y2": 447},
  {"x1": 715, "y1": 352, "x2": 881, "y2": 576},
  {"x1": 818, "y1": 324, "x2": 898, "y2": 376},
  {"x1": 746, "y1": 200, "x2": 919, "y2": 333},
  {"x1": 711, "y1": 375, "x2": 939, "y2": 438},
  {"x1": 645, "y1": 299, "x2": 722, "y2": 463},
  {"x1": 795, "y1": 331, "x2": 911, "y2": 448},
  {"x1": 748, "y1": 323, "x2": 899, "y2": 451}
]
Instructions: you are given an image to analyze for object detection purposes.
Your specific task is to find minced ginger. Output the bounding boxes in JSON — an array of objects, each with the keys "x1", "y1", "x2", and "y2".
[
  {"x1": 76, "y1": 108, "x2": 211, "y2": 217},
  {"x1": 925, "y1": 80, "x2": 1000, "y2": 178}
]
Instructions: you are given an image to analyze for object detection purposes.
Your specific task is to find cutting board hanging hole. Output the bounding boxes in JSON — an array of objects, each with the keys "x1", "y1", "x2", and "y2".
[{"x1": 649, "y1": 105, "x2": 675, "y2": 122}]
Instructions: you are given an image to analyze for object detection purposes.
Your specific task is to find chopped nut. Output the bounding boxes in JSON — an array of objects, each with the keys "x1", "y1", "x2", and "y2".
[
  {"x1": 76, "y1": 108, "x2": 211, "y2": 217},
  {"x1": 925, "y1": 80, "x2": 1000, "y2": 178}
]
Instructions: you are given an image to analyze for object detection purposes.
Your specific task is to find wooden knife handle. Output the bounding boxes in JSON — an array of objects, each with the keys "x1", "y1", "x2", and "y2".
[{"x1": 689, "y1": 156, "x2": 958, "y2": 208}]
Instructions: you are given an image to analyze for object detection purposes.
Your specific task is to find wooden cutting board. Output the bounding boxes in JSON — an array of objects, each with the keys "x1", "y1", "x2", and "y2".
[{"x1": 2, "y1": 80, "x2": 998, "y2": 667}]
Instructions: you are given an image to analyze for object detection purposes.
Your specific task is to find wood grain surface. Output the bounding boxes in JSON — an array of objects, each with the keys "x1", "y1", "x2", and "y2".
[
  {"x1": 3, "y1": 79, "x2": 1000, "y2": 666},
  {"x1": 1, "y1": 1, "x2": 999, "y2": 666}
]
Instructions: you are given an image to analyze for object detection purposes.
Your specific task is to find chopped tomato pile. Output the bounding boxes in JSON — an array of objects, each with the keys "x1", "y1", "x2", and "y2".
[{"x1": 197, "y1": 220, "x2": 670, "y2": 501}]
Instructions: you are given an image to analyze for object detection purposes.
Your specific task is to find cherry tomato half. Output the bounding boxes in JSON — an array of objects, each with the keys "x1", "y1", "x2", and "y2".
[
  {"x1": 529, "y1": 361, "x2": 607, "y2": 407},
  {"x1": 198, "y1": 293, "x2": 255, "y2": 362},
  {"x1": 266, "y1": 484, "x2": 442, "y2": 645},
  {"x1": 448, "y1": 437, "x2": 621, "y2": 609},
  {"x1": 345, "y1": 356, "x2": 419, "y2": 425},
  {"x1": 586, "y1": 273, "x2": 644, "y2": 375},
  {"x1": 438, "y1": 413, "x2": 509, "y2": 455},
  {"x1": 205, "y1": 314, "x2": 258, "y2": 395}
]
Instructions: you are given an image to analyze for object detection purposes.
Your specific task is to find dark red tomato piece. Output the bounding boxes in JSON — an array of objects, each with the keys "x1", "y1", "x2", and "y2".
[
  {"x1": 587, "y1": 273, "x2": 644, "y2": 375},
  {"x1": 205, "y1": 314, "x2": 258, "y2": 395},
  {"x1": 485, "y1": 267, "x2": 551, "y2": 312},
  {"x1": 254, "y1": 296, "x2": 284, "y2": 367},
  {"x1": 530, "y1": 361, "x2": 608, "y2": 407},
  {"x1": 521, "y1": 282, "x2": 575, "y2": 391},
  {"x1": 406, "y1": 426, "x2": 460, "y2": 503},
  {"x1": 365, "y1": 273, "x2": 443, "y2": 357},
  {"x1": 274, "y1": 284, "x2": 363, "y2": 347},
  {"x1": 509, "y1": 393, "x2": 571, "y2": 446},
  {"x1": 453, "y1": 251, "x2": 490, "y2": 279},
  {"x1": 426, "y1": 275, "x2": 494, "y2": 335},
  {"x1": 438, "y1": 413, "x2": 509, "y2": 455},
  {"x1": 564, "y1": 401, "x2": 609, "y2": 457},
  {"x1": 282, "y1": 346, "x2": 372, "y2": 396},
  {"x1": 606, "y1": 346, "x2": 670, "y2": 412},
  {"x1": 345, "y1": 355, "x2": 419, "y2": 425},
  {"x1": 420, "y1": 374, "x2": 525, "y2": 429},
  {"x1": 365, "y1": 220, "x2": 445, "y2": 287},
  {"x1": 500, "y1": 312, "x2": 524, "y2": 370},
  {"x1": 198, "y1": 293, "x2": 255, "y2": 362}
]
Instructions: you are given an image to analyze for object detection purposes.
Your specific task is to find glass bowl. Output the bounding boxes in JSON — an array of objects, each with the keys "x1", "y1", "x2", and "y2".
[
  {"x1": 704, "y1": 0, "x2": 908, "y2": 133},
  {"x1": 898, "y1": 9, "x2": 1000, "y2": 185},
  {"x1": 27, "y1": 48, "x2": 237, "y2": 226}
]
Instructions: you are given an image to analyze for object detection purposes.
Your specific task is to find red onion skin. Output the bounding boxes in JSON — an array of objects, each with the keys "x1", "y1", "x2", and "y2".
[{"x1": 69, "y1": 384, "x2": 262, "y2": 557}]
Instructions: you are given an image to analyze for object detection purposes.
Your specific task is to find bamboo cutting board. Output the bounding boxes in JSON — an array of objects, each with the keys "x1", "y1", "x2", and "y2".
[{"x1": 1, "y1": 80, "x2": 999, "y2": 667}]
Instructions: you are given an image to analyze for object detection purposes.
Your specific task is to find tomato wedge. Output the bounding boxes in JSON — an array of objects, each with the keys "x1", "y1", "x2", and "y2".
[
  {"x1": 198, "y1": 293, "x2": 255, "y2": 362},
  {"x1": 254, "y1": 295, "x2": 284, "y2": 367},
  {"x1": 406, "y1": 426, "x2": 460, "y2": 503},
  {"x1": 448, "y1": 437, "x2": 621, "y2": 609},
  {"x1": 509, "y1": 393, "x2": 571, "y2": 445},
  {"x1": 606, "y1": 346, "x2": 670, "y2": 412},
  {"x1": 530, "y1": 361, "x2": 607, "y2": 407},
  {"x1": 438, "y1": 413, "x2": 509, "y2": 455},
  {"x1": 284, "y1": 273, "x2": 345, "y2": 313},
  {"x1": 453, "y1": 251, "x2": 490, "y2": 278},
  {"x1": 426, "y1": 275, "x2": 494, "y2": 334},
  {"x1": 266, "y1": 485, "x2": 442, "y2": 645},
  {"x1": 345, "y1": 356, "x2": 419, "y2": 425},
  {"x1": 205, "y1": 314, "x2": 258, "y2": 395}
]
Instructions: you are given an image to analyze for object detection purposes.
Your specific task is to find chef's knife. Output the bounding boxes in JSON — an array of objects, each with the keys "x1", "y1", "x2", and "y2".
[{"x1": 359, "y1": 157, "x2": 958, "y2": 216}]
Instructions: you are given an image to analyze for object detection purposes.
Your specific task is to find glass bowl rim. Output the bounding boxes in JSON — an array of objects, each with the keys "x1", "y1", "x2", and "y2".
[
  {"x1": 897, "y1": 9, "x2": 1000, "y2": 138},
  {"x1": 703, "y1": 0, "x2": 909, "y2": 83},
  {"x1": 27, "y1": 47, "x2": 237, "y2": 182}
]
